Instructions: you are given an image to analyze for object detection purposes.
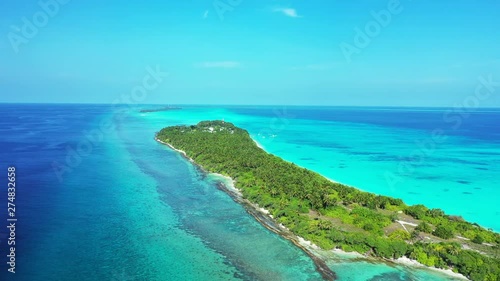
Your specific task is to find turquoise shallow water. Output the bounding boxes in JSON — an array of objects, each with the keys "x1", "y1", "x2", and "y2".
[
  {"x1": 134, "y1": 106, "x2": 485, "y2": 280},
  {"x1": 140, "y1": 106, "x2": 499, "y2": 231},
  {"x1": 2, "y1": 104, "x2": 494, "y2": 280}
]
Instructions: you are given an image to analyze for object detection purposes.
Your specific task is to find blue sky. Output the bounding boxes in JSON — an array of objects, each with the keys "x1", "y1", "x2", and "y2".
[{"x1": 1, "y1": 0, "x2": 500, "y2": 106}]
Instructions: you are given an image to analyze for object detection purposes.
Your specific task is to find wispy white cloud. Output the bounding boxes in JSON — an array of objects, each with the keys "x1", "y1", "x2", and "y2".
[
  {"x1": 203, "y1": 10, "x2": 209, "y2": 19},
  {"x1": 196, "y1": 61, "x2": 241, "y2": 68},
  {"x1": 273, "y1": 7, "x2": 302, "y2": 18}
]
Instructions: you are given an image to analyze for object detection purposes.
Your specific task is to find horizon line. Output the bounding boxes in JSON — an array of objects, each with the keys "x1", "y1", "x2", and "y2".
[{"x1": 1, "y1": 102, "x2": 500, "y2": 109}]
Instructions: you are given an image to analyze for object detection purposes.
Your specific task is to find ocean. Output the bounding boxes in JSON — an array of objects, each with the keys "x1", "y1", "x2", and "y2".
[{"x1": 1, "y1": 104, "x2": 497, "y2": 280}]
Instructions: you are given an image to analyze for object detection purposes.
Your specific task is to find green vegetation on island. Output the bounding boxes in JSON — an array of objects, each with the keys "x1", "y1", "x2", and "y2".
[{"x1": 157, "y1": 121, "x2": 500, "y2": 281}]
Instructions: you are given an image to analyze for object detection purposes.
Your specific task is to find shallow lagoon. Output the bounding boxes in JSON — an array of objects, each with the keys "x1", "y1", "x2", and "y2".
[{"x1": 2, "y1": 104, "x2": 495, "y2": 280}]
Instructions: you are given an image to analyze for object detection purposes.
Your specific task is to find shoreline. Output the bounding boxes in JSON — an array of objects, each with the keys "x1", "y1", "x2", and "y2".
[
  {"x1": 215, "y1": 169, "x2": 469, "y2": 280},
  {"x1": 213, "y1": 174, "x2": 337, "y2": 281},
  {"x1": 156, "y1": 136, "x2": 335, "y2": 280},
  {"x1": 252, "y1": 138, "x2": 344, "y2": 186},
  {"x1": 155, "y1": 136, "x2": 469, "y2": 281},
  {"x1": 391, "y1": 257, "x2": 468, "y2": 280},
  {"x1": 253, "y1": 137, "x2": 497, "y2": 234}
]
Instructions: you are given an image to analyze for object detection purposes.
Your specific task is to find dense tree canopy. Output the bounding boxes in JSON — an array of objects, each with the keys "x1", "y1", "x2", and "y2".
[{"x1": 157, "y1": 121, "x2": 500, "y2": 281}]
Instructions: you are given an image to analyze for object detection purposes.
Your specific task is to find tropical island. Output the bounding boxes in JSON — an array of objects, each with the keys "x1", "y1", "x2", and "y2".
[
  {"x1": 156, "y1": 121, "x2": 500, "y2": 281},
  {"x1": 139, "y1": 106, "x2": 182, "y2": 113}
]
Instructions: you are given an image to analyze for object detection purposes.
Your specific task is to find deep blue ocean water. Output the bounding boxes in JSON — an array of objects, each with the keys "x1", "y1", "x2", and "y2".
[{"x1": 1, "y1": 104, "x2": 497, "y2": 280}]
